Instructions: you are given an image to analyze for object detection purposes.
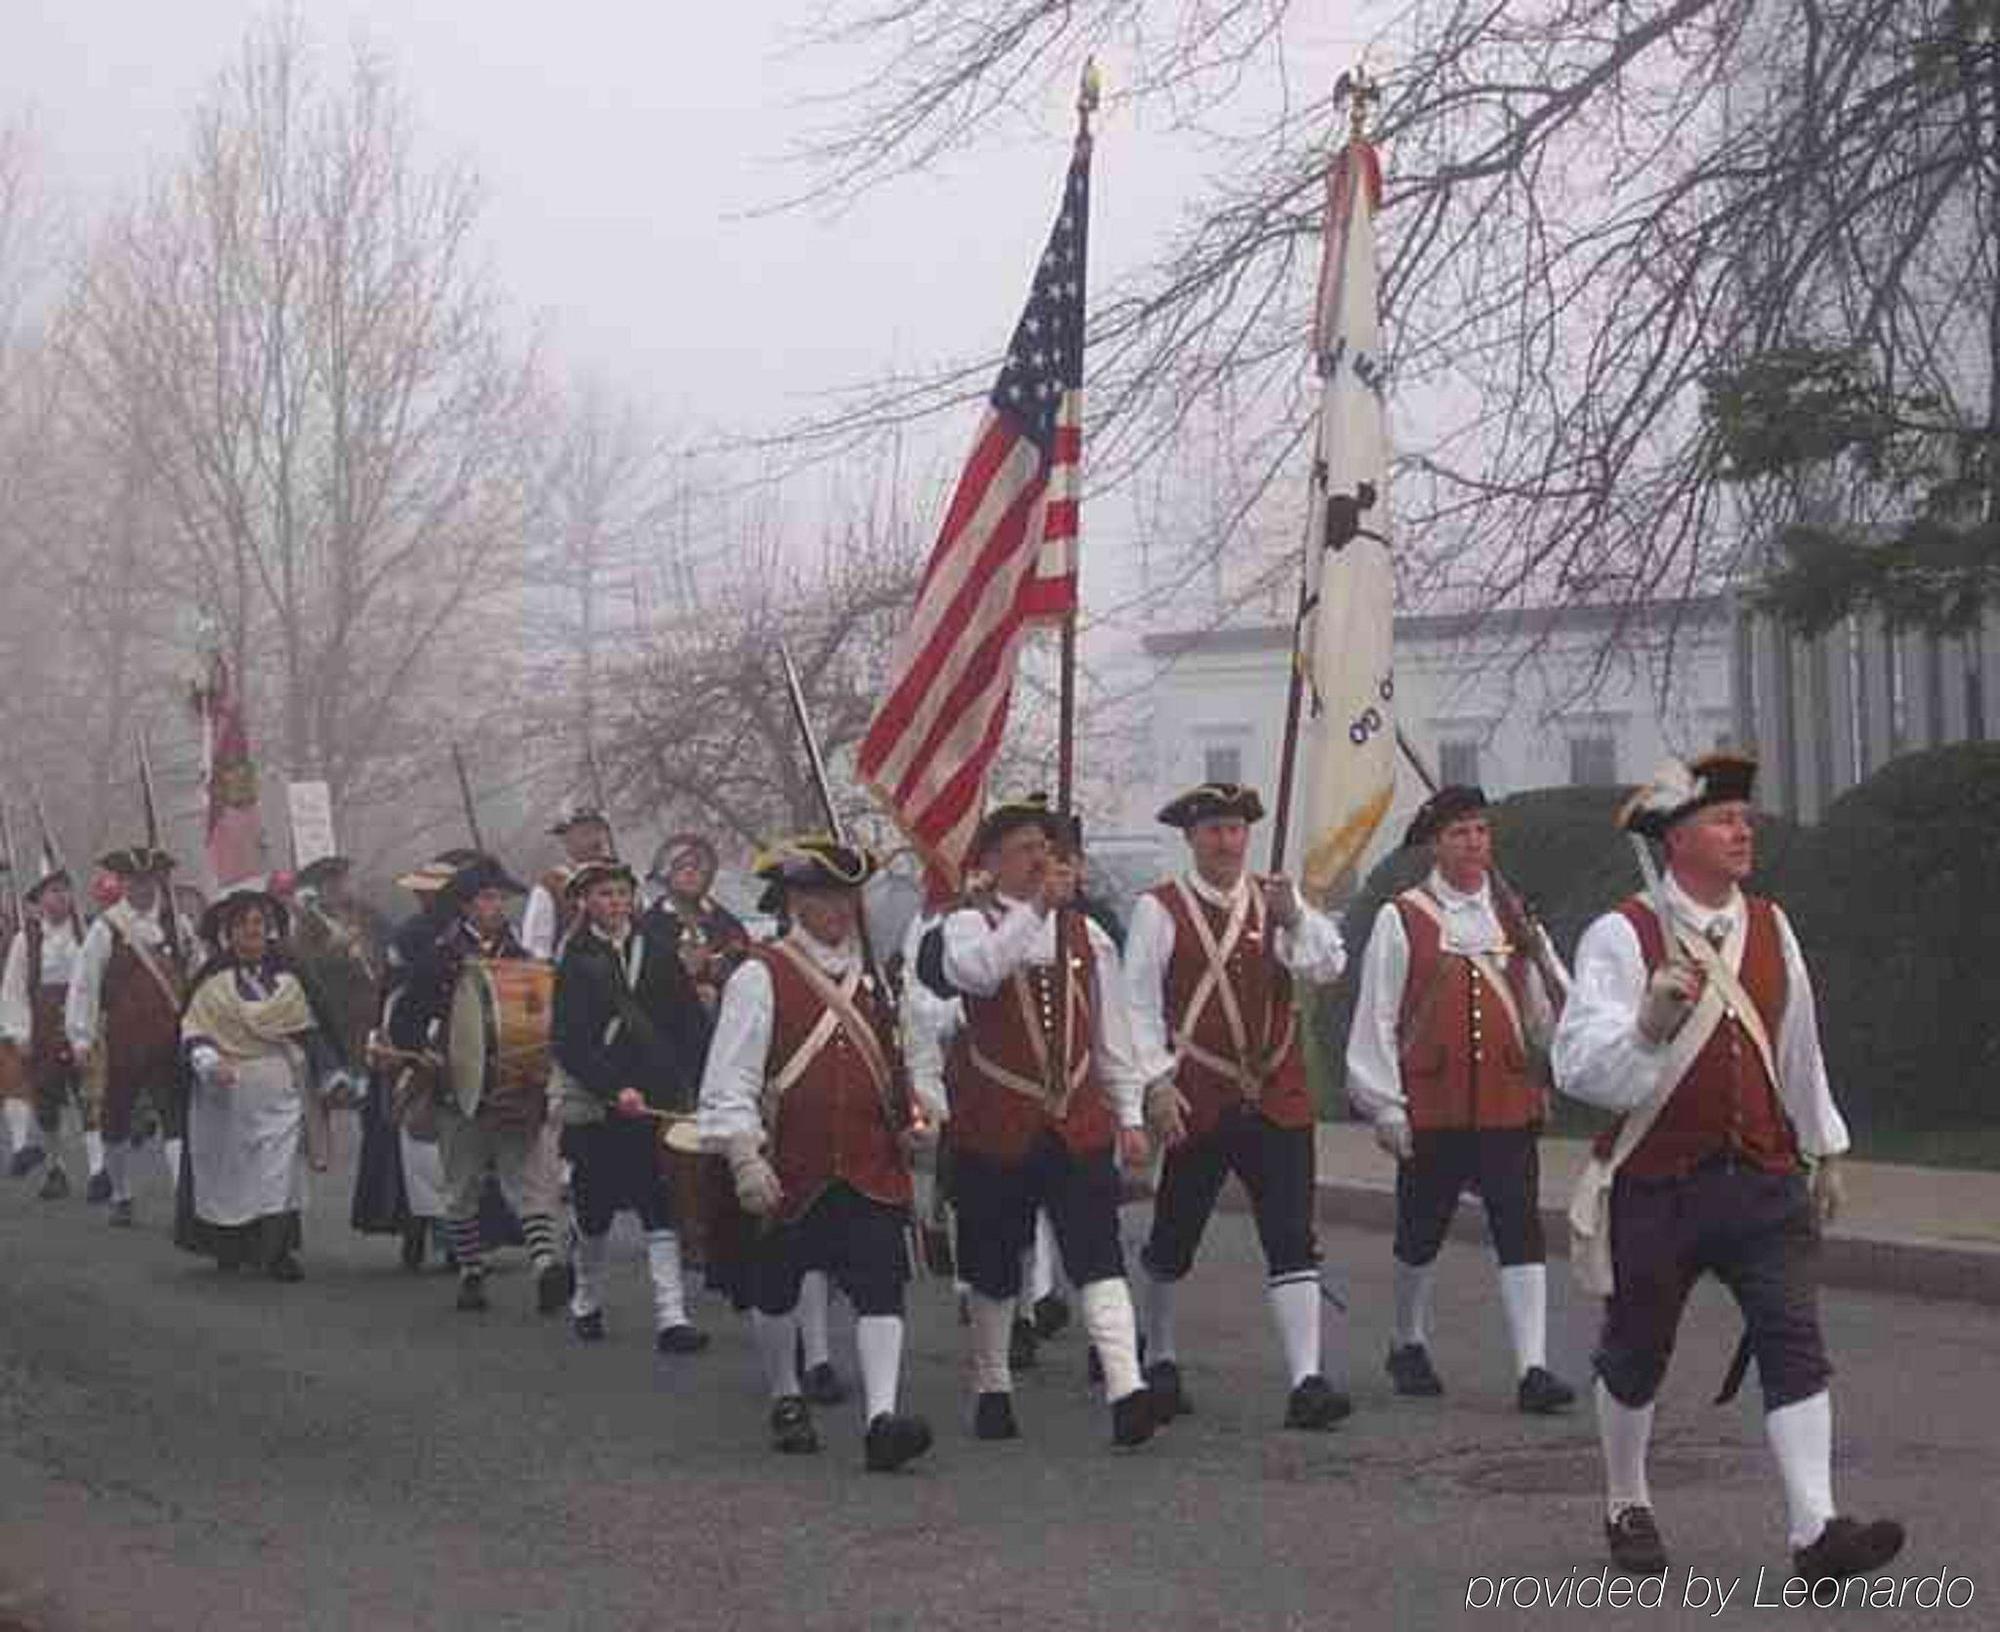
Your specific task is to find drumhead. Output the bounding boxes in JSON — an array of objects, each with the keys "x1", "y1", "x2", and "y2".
[
  {"x1": 446, "y1": 963, "x2": 492, "y2": 1118},
  {"x1": 661, "y1": 1116, "x2": 704, "y2": 1156}
]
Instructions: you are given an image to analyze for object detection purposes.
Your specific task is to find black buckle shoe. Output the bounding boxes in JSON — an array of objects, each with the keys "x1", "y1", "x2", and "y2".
[
  {"x1": 455, "y1": 1273, "x2": 489, "y2": 1313},
  {"x1": 973, "y1": 1390, "x2": 1020, "y2": 1441},
  {"x1": 1606, "y1": 1505, "x2": 1669, "y2": 1576},
  {"x1": 37, "y1": 1164, "x2": 69, "y2": 1201},
  {"x1": 803, "y1": 1361, "x2": 848, "y2": 1405},
  {"x1": 1110, "y1": 1386, "x2": 1160, "y2": 1448},
  {"x1": 85, "y1": 1170, "x2": 112, "y2": 1204},
  {"x1": 1031, "y1": 1292, "x2": 1071, "y2": 1340},
  {"x1": 400, "y1": 1222, "x2": 427, "y2": 1272},
  {"x1": 1386, "y1": 1342, "x2": 1444, "y2": 1397},
  {"x1": 655, "y1": 1324, "x2": 710, "y2": 1355},
  {"x1": 536, "y1": 1260, "x2": 570, "y2": 1314},
  {"x1": 1284, "y1": 1374, "x2": 1353, "y2": 1431},
  {"x1": 1008, "y1": 1316, "x2": 1040, "y2": 1371},
  {"x1": 1517, "y1": 1365, "x2": 1577, "y2": 1414},
  {"x1": 864, "y1": 1412, "x2": 933, "y2": 1473},
  {"x1": 108, "y1": 1199, "x2": 134, "y2": 1228},
  {"x1": 1143, "y1": 1359, "x2": 1192, "y2": 1419},
  {"x1": 571, "y1": 1309, "x2": 606, "y2": 1343},
  {"x1": 9, "y1": 1146, "x2": 46, "y2": 1178},
  {"x1": 1791, "y1": 1516, "x2": 1905, "y2": 1585},
  {"x1": 267, "y1": 1254, "x2": 305, "y2": 1284},
  {"x1": 770, "y1": 1396, "x2": 820, "y2": 1455}
]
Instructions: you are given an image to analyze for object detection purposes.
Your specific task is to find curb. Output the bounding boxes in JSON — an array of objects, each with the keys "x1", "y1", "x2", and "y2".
[{"x1": 1215, "y1": 1179, "x2": 2000, "y2": 1308}]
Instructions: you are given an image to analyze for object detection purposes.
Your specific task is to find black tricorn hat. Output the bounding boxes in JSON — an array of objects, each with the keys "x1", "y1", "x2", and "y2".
[
  {"x1": 200, "y1": 887, "x2": 290, "y2": 949},
  {"x1": 97, "y1": 846, "x2": 176, "y2": 878},
  {"x1": 1156, "y1": 782, "x2": 1266, "y2": 830},
  {"x1": 1403, "y1": 785, "x2": 1490, "y2": 849},
  {"x1": 296, "y1": 855, "x2": 351, "y2": 889},
  {"x1": 564, "y1": 858, "x2": 638, "y2": 900},
  {"x1": 1617, "y1": 753, "x2": 1758, "y2": 840},
  {"x1": 441, "y1": 854, "x2": 528, "y2": 908},
  {"x1": 969, "y1": 794, "x2": 1072, "y2": 860},
  {"x1": 752, "y1": 835, "x2": 877, "y2": 915}
]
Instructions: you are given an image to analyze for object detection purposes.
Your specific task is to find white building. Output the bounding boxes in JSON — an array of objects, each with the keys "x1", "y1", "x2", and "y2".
[{"x1": 1134, "y1": 596, "x2": 1737, "y2": 878}]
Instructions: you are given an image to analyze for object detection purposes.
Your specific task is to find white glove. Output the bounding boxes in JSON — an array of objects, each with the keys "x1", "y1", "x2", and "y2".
[
  {"x1": 1373, "y1": 1114, "x2": 1414, "y2": 1162},
  {"x1": 1144, "y1": 1077, "x2": 1191, "y2": 1146},
  {"x1": 726, "y1": 1134, "x2": 783, "y2": 1217},
  {"x1": 1637, "y1": 962, "x2": 1703, "y2": 1044}
]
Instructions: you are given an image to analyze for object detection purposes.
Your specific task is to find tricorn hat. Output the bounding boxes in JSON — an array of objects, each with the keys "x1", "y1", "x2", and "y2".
[
  {"x1": 1156, "y1": 782, "x2": 1266, "y2": 830},
  {"x1": 199, "y1": 886, "x2": 291, "y2": 950},
  {"x1": 296, "y1": 855, "x2": 351, "y2": 890},
  {"x1": 564, "y1": 858, "x2": 638, "y2": 900},
  {"x1": 1403, "y1": 785, "x2": 1490, "y2": 849},
  {"x1": 395, "y1": 847, "x2": 484, "y2": 895},
  {"x1": 1617, "y1": 753, "x2": 1758, "y2": 840},
  {"x1": 752, "y1": 835, "x2": 877, "y2": 915},
  {"x1": 25, "y1": 867, "x2": 73, "y2": 906},
  {"x1": 96, "y1": 846, "x2": 176, "y2": 878},
  {"x1": 441, "y1": 854, "x2": 528, "y2": 908},
  {"x1": 549, "y1": 803, "x2": 611, "y2": 837},
  {"x1": 969, "y1": 794, "x2": 1072, "y2": 861}
]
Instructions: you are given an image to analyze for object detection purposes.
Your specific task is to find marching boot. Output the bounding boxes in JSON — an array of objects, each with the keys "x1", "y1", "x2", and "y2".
[
  {"x1": 455, "y1": 1271, "x2": 489, "y2": 1312},
  {"x1": 1110, "y1": 1387, "x2": 1160, "y2": 1448},
  {"x1": 1386, "y1": 1342, "x2": 1444, "y2": 1396},
  {"x1": 37, "y1": 1162, "x2": 69, "y2": 1201},
  {"x1": 770, "y1": 1396, "x2": 820, "y2": 1455},
  {"x1": 973, "y1": 1391, "x2": 1019, "y2": 1441},
  {"x1": 1605, "y1": 1506, "x2": 1669, "y2": 1576},
  {"x1": 1284, "y1": 1374, "x2": 1352, "y2": 1431},
  {"x1": 1143, "y1": 1359, "x2": 1192, "y2": 1419},
  {"x1": 864, "y1": 1413, "x2": 933, "y2": 1473},
  {"x1": 1518, "y1": 1366, "x2": 1577, "y2": 1414},
  {"x1": 1791, "y1": 1517, "x2": 1905, "y2": 1584}
]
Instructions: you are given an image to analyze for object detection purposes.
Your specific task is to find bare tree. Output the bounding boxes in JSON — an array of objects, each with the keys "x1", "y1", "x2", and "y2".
[
  {"x1": 774, "y1": 1, "x2": 1999, "y2": 661},
  {"x1": 58, "y1": 16, "x2": 541, "y2": 816}
]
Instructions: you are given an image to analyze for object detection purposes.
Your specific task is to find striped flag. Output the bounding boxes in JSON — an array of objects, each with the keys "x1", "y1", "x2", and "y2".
[
  {"x1": 1298, "y1": 133, "x2": 1397, "y2": 898},
  {"x1": 194, "y1": 649, "x2": 264, "y2": 889},
  {"x1": 859, "y1": 134, "x2": 1091, "y2": 886}
]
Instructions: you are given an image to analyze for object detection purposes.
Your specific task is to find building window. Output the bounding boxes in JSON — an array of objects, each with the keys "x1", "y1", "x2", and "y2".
[
  {"x1": 1569, "y1": 735, "x2": 1618, "y2": 786},
  {"x1": 1203, "y1": 743, "x2": 1243, "y2": 785},
  {"x1": 1438, "y1": 739, "x2": 1481, "y2": 788}
]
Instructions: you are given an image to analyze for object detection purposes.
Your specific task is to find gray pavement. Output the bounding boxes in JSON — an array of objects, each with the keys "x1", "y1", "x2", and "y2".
[{"x1": 2, "y1": 1138, "x2": 1995, "y2": 1632}]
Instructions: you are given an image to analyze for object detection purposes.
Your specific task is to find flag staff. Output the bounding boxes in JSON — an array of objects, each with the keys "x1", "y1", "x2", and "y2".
[
  {"x1": 1054, "y1": 57, "x2": 1099, "y2": 1097},
  {"x1": 1269, "y1": 64, "x2": 1381, "y2": 877}
]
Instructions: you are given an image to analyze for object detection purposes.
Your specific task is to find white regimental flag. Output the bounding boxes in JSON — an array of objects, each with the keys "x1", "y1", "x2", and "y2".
[{"x1": 1298, "y1": 133, "x2": 1396, "y2": 899}]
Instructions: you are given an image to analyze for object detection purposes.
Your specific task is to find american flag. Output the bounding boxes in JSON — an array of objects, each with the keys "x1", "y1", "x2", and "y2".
[{"x1": 858, "y1": 135, "x2": 1091, "y2": 885}]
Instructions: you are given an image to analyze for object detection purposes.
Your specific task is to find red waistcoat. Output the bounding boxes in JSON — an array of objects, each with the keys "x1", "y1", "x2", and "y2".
[
  {"x1": 945, "y1": 909, "x2": 1115, "y2": 1163},
  {"x1": 756, "y1": 945, "x2": 912, "y2": 1222},
  {"x1": 104, "y1": 931, "x2": 182, "y2": 1077},
  {"x1": 1393, "y1": 890, "x2": 1541, "y2": 1131},
  {"x1": 1594, "y1": 894, "x2": 1797, "y2": 1179},
  {"x1": 1151, "y1": 879, "x2": 1309, "y2": 1136}
]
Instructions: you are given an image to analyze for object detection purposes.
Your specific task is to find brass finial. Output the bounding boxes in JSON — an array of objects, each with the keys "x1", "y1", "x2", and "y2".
[
  {"x1": 1335, "y1": 62, "x2": 1381, "y2": 142},
  {"x1": 1077, "y1": 57, "x2": 1102, "y2": 134}
]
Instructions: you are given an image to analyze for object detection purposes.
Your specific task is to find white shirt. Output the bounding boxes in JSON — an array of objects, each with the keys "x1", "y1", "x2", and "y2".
[
  {"x1": 698, "y1": 928, "x2": 865, "y2": 1148},
  {"x1": 1345, "y1": 870, "x2": 1556, "y2": 1128},
  {"x1": 1123, "y1": 871, "x2": 1347, "y2": 1089},
  {"x1": 1550, "y1": 871, "x2": 1848, "y2": 1158},
  {"x1": 1, "y1": 920, "x2": 81, "y2": 1044},
  {"x1": 940, "y1": 895, "x2": 1145, "y2": 1129},
  {"x1": 899, "y1": 913, "x2": 960, "y2": 1125},
  {"x1": 521, "y1": 883, "x2": 561, "y2": 961},
  {"x1": 66, "y1": 903, "x2": 191, "y2": 1054}
]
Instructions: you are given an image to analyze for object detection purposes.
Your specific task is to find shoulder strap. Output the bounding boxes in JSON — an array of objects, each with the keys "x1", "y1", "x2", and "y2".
[{"x1": 766, "y1": 941, "x2": 895, "y2": 1117}]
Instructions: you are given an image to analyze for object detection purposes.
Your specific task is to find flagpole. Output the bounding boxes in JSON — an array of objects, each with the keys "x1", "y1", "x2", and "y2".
[
  {"x1": 1055, "y1": 59, "x2": 1098, "y2": 1100},
  {"x1": 1268, "y1": 70, "x2": 1379, "y2": 879}
]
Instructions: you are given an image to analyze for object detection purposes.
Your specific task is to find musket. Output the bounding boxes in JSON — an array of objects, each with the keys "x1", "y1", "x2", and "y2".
[
  {"x1": 0, "y1": 796, "x2": 23, "y2": 935},
  {"x1": 29, "y1": 784, "x2": 83, "y2": 939},
  {"x1": 775, "y1": 639, "x2": 917, "y2": 1132},
  {"x1": 449, "y1": 743, "x2": 487, "y2": 854},
  {"x1": 136, "y1": 729, "x2": 189, "y2": 976}
]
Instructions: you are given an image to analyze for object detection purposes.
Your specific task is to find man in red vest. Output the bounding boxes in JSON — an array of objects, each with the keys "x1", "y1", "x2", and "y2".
[
  {"x1": 939, "y1": 797, "x2": 1159, "y2": 1450},
  {"x1": 1554, "y1": 753, "x2": 1902, "y2": 1584},
  {"x1": 697, "y1": 836, "x2": 933, "y2": 1472},
  {"x1": 1348, "y1": 786, "x2": 1575, "y2": 1415},
  {"x1": 1125, "y1": 782, "x2": 1350, "y2": 1430}
]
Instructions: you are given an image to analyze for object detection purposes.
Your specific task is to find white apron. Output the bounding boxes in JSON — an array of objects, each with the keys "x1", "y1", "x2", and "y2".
[{"x1": 191, "y1": 1045, "x2": 307, "y2": 1226}]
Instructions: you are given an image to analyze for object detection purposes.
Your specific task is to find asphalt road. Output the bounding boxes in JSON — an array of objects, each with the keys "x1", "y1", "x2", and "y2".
[{"x1": 2, "y1": 1139, "x2": 1994, "y2": 1632}]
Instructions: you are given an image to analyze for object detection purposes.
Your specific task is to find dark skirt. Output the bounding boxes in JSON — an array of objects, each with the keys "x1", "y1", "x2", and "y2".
[{"x1": 350, "y1": 1069, "x2": 412, "y2": 1235}]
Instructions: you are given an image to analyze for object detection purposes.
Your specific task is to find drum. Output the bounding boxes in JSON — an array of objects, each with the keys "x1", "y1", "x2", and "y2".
[
  {"x1": 447, "y1": 959, "x2": 554, "y2": 1128},
  {"x1": 654, "y1": 1114, "x2": 719, "y2": 1265}
]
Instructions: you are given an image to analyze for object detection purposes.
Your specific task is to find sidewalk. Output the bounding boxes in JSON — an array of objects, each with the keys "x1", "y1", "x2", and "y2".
[{"x1": 1296, "y1": 1123, "x2": 2000, "y2": 1307}]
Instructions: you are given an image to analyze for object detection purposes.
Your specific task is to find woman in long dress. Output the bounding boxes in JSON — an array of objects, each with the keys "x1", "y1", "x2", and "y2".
[{"x1": 175, "y1": 890, "x2": 349, "y2": 1280}]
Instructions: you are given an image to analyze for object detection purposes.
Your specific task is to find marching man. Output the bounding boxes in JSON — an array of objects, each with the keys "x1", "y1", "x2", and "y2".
[
  {"x1": 1553, "y1": 754, "x2": 1903, "y2": 1583},
  {"x1": 1347, "y1": 786, "x2": 1576, "y2": 1414},
  {"x1": 697, "y1": 837, "x2": 934, "y2": 1471},
  {"x1": 522, "y1": 804, "x2": 616, "y2": 961},
  {"x1": 1, "y1": 865, "x2": 85, "y2": 1198},
  {"x1": 937, "y1": 797, "x2": 1159, "y2": 1450},
  {"x1": 1124, "y1": 783, "x2": 1351, "y2": 1429}
]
